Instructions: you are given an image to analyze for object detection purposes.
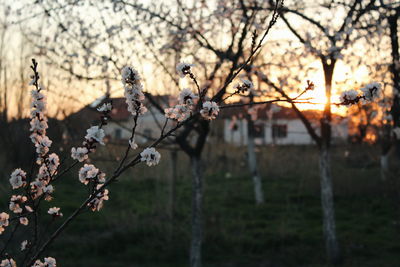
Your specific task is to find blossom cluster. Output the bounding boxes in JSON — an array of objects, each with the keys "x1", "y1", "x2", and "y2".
[
  {"x1": 176, "y1": 62, "x2": 195, "y2": 78},
  {"x1": 339, "y1": 82, "x2": 382, "y2": 106},
  {"x1": 165, "y1": 63, "x2": 220, "y2": 121},
  {"x1": 140, "y1": 147, "x2": 161, "y2": 166},
  {"x1": 121, "y1": 66, "x2": 147, "y2": 116},
  {"x1": 0, "y1": 213, "x2": 9, "y2": 234},
  {"x1": 200, "y1": 101, "x2": 220, "y2": 120},
  {"x1": 73, "y1": 134, "x2": 109, "y2": 211},
  {"x1": 0, "y1": 62, "x2": 63, "y2": 267},
  {"x1": 0, "y1": 258, "x2": 16, "y2": 267},
  {"x1": 233, "y1": 79, "x2": 254, "y2": 94},
  {"x1": 165, "y1": 88, "x2": 198, "y2": 122},
  {"x1": 28, "y1": 67, "x2": 60, "y2": 202},
  {"x1": 32, "y1": 257, "x2": 57, "y2": 267},
  {"x1": 78, "y1": 164, "x2": 106, "y2": 185},
  {"x1": 2, "y1": 62, "x2": 62, "y2": 244},
  {"x1": 71, "y1": 125, "x2": 106, "y2": 162},
  {"x1": 87, "y1": 184, "x2": 109, "y2": 212}
]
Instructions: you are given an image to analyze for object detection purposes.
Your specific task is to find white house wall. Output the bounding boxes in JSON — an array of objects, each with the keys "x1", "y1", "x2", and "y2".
[
  {"x1": 224, "y1": 118, "x2": 347, "y2": 146},
  {"x1": 104, "y1": 108, "x2": 166, "y2": 144}
]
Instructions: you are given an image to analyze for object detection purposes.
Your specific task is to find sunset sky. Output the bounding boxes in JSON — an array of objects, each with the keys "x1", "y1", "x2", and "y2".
[{"x1": 0, "y1": 0, "x2": 391, "y2": 119}]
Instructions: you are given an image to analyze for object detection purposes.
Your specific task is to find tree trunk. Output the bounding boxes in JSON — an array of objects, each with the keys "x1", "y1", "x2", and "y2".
[
  {"x1": 190, "y1": 155, "x2": 203, "y2": 267},
  {"x1": 319, "y1": 146, "x2": 341, "y2": 264},
  {"x1": 389, "y1": 10, "x2": 400, "y2": 158},
  {"x1": 247, "y1": 119, "x2": 265, "y2": 205},
  {"x1": 381, "y1": 123, "x2": 392, "y2": 181},
  {"x1": 380, "y1": 153, "x2": 389, "y2": 181},
  {"x1": 167, "y1": 150, "x2": 177, "y2": 240},
  {"x1": 320, "y1": 60, "x2": 341, "y2": 264}
]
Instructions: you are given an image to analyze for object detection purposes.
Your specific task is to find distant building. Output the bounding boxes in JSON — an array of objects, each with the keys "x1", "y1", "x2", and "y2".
[
  {"x1": 220, "y1": 104, "x2": 348, "y2": 146},
  {"x1": 67, "y1": 97, "x2": 348, "y2": 146},
  {"x1": 66, "y1": 96, "x2": 171, "y2": 145}
]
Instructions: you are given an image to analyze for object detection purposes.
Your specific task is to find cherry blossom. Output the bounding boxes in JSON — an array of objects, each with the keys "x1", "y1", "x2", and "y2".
[
  {"x1": 71, "y1": 147, "x2": 89, "y2": 162},
  {"x1": 176, "y1": 62, "x2": 195, "y2": 78},
  {"x1": 85, "y1": 126, "x2": 105, "y2": 145},
  {"x1": 0, "y1": 259, "x2": 16, "y2": 267},
  {"x1": 48, "y1": 207, "x2": 63, "y2": 218},
  {"x1": 140, "y1": 147, "x2": 161, "y2": 166},
  {"x1": 78, "y1": 164, "x2": 100, "y2": 185},
  {"x1": 200, "y1": 101, "x2": 219, "y2": 120},
  {"x1": 0, "y1": 212, "x2": 10, "y2": 234},
  {"x1": 9, "y1": 169, "x2": 27, "y2": 189}
]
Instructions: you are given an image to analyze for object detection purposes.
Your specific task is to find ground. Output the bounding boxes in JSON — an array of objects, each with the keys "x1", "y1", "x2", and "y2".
[{"x1": 1, "y1": 144, "x2": 399, "y2": 266}]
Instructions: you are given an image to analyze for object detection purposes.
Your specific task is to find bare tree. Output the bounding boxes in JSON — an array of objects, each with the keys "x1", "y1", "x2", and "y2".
[{"x1": 252, "y1": 0, "x2": 380, "y2": 263}]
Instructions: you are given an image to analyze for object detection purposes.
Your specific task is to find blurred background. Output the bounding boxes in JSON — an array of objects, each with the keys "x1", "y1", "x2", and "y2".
[{"x1": 0, "y1": 0, "x2": 399, "y2": 266}]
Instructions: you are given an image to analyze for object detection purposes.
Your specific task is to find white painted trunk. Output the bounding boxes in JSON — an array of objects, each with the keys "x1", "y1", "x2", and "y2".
[
  {"x1": 380, "y1": 154, "x2": 389, "y2": 181},
  {"x1": 167, "y1": 150, "x2": 177, "y2": 240},
  {"x1": 190, "y1": 156, "x2": 203, "y2": 267},
  {"x1": 247, "y1": 133, "x2": 265, "y2": 205},
  {"x1": 319, "y1": 147, "x2": 341, "y2": 264}
]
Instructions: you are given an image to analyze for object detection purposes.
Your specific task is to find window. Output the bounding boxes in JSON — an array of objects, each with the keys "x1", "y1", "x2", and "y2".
[
  {"x1": 143, "y1": 128, "x2": 152, "y2": 140},
  {"x1": 114, "y1": 128, "x2": 122, "y2": 139},
  {"x1": 272, "y1": 124, "x2": 287, "y2": 138},
  {"x1": 253, "y1": 123, "x2": 264, "y2": 138}
]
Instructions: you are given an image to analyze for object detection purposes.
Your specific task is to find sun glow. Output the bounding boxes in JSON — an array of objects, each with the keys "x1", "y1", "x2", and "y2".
[{"x1": 284, "y1": 61, "x2": 369, "y2": 116}]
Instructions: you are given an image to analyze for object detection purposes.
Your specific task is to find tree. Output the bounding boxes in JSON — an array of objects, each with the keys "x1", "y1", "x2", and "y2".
[
  {"x1": 12, "y1": 1, "x2": 283, "y2": 266},
  {"x1": 252, "y1": 0, "x2": 379, "y2": 263}
]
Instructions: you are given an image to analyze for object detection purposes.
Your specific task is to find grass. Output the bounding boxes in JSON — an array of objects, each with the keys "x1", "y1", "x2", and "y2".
[{"x1": 1, "y1": 144, "x2": 399, "y2": 266}]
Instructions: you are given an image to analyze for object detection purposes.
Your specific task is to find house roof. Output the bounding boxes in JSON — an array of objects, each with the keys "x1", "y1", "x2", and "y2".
[
  {"x1": 69, "y1": 96, "x2": 345, "y2": 125},
  {"x1": 69, "y1": 95, "x2": 171, "y2": 123},
  {"x1": 219, "y1": 102, "x2": 347, "y2": 124}
]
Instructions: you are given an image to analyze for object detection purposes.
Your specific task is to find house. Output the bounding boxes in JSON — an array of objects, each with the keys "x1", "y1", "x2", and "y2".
[
  {"x1": 66, "y1": 95, "x2": 171, "y2": 145},
  {"x1": 220, "y1": 104, "x2": 348, "y2": 146},
  {"x1": 67, "y1": 96, "x2": 348, "y2": 147}
]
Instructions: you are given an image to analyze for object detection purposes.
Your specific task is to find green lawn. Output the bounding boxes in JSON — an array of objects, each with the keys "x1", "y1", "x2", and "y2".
[{"x1": 1, "y1": 145, "x2": 399, "y2": 266}]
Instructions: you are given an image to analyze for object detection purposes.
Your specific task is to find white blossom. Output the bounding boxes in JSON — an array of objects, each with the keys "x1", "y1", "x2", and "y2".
[
  {"x1": 85, "y1": 126, "x2": 105, "y2": 145},
  {"x1": 178, "y1": 88, "x2": 198, "y2": 105},
  {"x1": 21, "y1": 240, "x2": 28, "y2": 251},
  {"x1": 97, "y1": 172, "x2": 106, "y2": 184},
  {"x1": 10, "y1": 168, "x2": 27, "y2": 189},
  {"x1": 30, "y1": 117, "x2": 48, "y2": 134},
  {"x1": 234, "y1": 79, "x2": 254, "y2": 94},
  {"x1": 122, "y1": 66, "x2": 147, "y2": 116},
  {"x1": 37, "y1": 165, "x2": 51, "y2": 183},
  {"x1": 31, "y1": 90, "x2": 46, "y2": 113},
  {"x1": 121, "y1": 66, "x2": 141, "y2": 85},
  {"x1": 140, "y1": 147, "x2": 161, "y2": 166},
  {"x1": 47, "y1": 153, "x2": 60, "y2": 174},
  {"x1": 339, "y1": 89, "x2": 359, "y2": 106},
  {"x1": 88, "y1": 185, "x2": 109, "y2": 212},
  {"x1": 0, "y1": 259, "x2": 16, "y2": 267},
  {"x1": 71, "y1": 147, "x2": 89, "y2": 162},
  {"x1": 43, "y1": 185, "x2": 54, "y2": 194},
  {"x1": 35, "y1": 136, "x2": 52, "y2": 156},
  {"x1": 129, "y1": 138, "x2": 138, "y2": 149},
  {"x1": 200, "y1": 101, "x2": 220, "y2": 120},
  {"x1": 361, "y1": 82, "x2": 382, "y2": 102},
  {"x1": 97, "y1": 102, "x2": 112, "y2": 112},
  {"x1": 164, "y1": 104, "x2": 191, "y2": 122},
  {"x1": 78, "y1": 164, "x2": 100, "y2": 185},
  {"x1": 0, "y1": 212, "x2": 10, "y2": 234},
  {"x1": 48, "y1": 207, "x2": 62, "y2": 217},
  {"x1": 32, "y1": 257, "x2": 56, "y2": 267},
  {"x1": 44, "y1": 257, "x2": 56, "y2": 267},
  {"x1": 20, "y1": 217, "x2": 29, "y2": 226},
  {"x1": 30, "y1": 180, "x2": 46, "y2": 200},
  {"x1": 9, "y1": 195, "x2": 27, "y2": 214},
  {"x1": 176, "y1": 62, "x2": 195, "y2": 78}
]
